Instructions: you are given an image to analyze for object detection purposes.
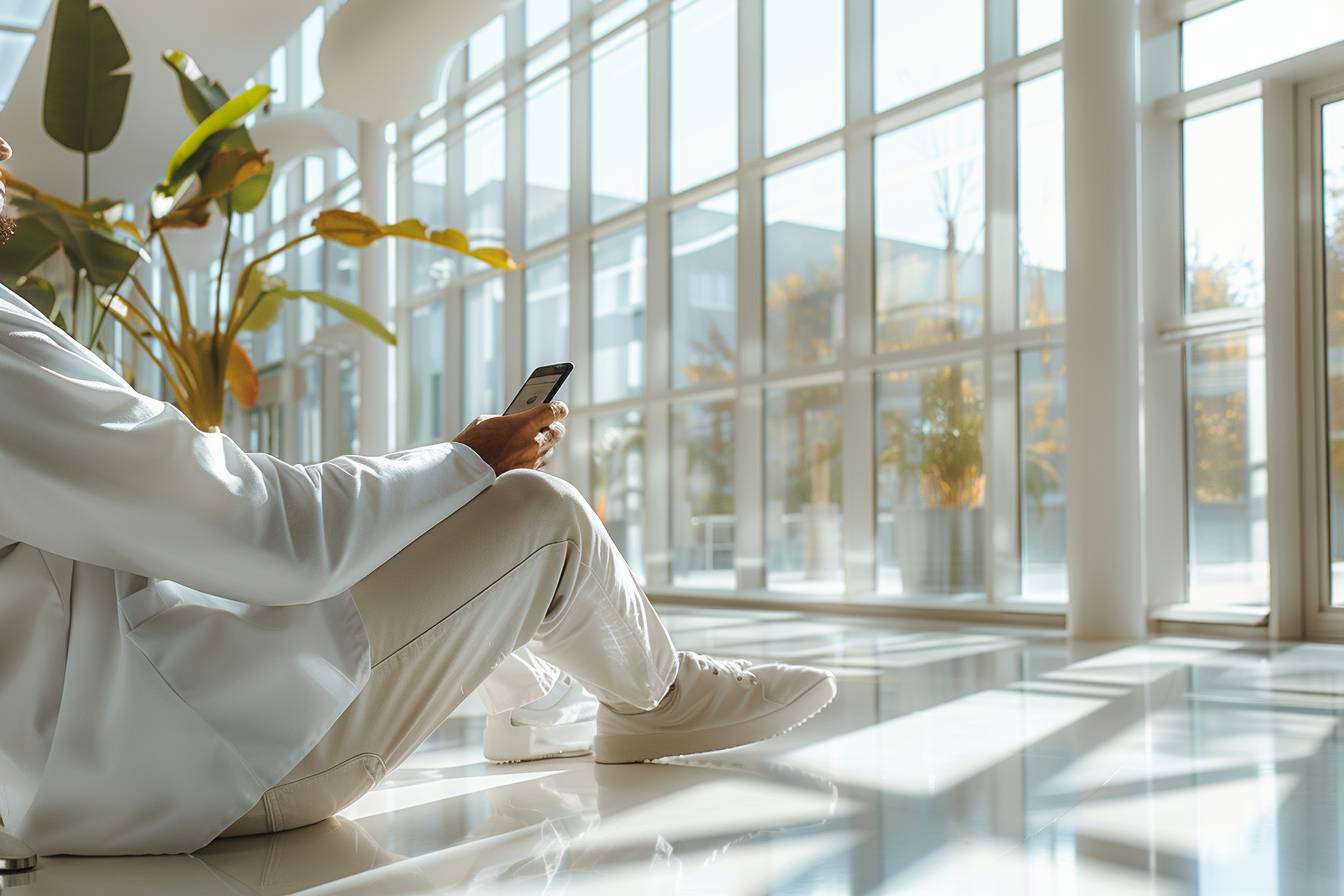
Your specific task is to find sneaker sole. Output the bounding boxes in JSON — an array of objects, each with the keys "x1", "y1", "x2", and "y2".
[
  {"x1": 592, "y1": 674, "x2": 838, "y2": 764},
  {"x1": 483, "y1": 718, "x2": 596, "y2": 764}
]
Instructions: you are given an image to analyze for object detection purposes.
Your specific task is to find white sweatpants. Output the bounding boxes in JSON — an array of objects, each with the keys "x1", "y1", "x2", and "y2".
[{"x1": 219, "y1": 469, "x2": 679, "y2": 837}]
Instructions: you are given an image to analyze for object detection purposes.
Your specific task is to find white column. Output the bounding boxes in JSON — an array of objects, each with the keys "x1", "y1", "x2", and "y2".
[
  {"x1": 1063, "y1": 0, "x2": 1145, "y2": 639},
  {"x1": 357, "y1": 121, "x2": 394, "y2": 455}
]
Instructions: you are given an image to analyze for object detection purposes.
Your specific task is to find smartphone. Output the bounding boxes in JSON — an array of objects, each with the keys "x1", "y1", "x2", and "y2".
[{"x1": 502, "y1": 363, "x2": 573, "y2": 415}]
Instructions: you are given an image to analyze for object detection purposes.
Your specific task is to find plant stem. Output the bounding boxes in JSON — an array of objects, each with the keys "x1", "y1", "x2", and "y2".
[
  {"x1": 213, "y1": 203, "x2": 233, "y2": 376},
  {"x1": 82, "y1": 151, "x2": 89, "y2": 204},
  {"x1": 157, "y1": 232, "x2": 193, "y2": 338},
  {"x1": 225, "y1": 231, "x2": 320, "y2": 340}
]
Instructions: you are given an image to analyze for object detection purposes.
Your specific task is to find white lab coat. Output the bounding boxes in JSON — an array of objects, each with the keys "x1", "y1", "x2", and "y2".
[{"x1": 0, "y1": 285, "x2": 496, "y2": 855}]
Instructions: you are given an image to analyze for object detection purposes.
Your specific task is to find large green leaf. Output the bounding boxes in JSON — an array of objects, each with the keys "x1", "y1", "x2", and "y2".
[
  {"x1": 281, "y1": 289, "x2": 397, "y2": 345},
  {"x1": 13, "y1": 276, "x2": 57, "y2": 319},
  {"x1": 10, "y1": 197, "x2": 145, "y2": 287},
  {"x1": 42, "y1": 0, "x2": 131, "y2": 154},
  {"x1": 159, "y1": 84, "x2": 272, "y2": 196},
  {"x1": 0, "y1": 218, "x2": 60, "y2": 281},
  {"x1": 162, "y1": 50, "x2": 274, "y2": 214}
]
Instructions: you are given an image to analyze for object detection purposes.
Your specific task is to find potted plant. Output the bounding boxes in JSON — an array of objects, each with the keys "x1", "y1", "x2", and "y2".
[
  {"x1": 0, "y1": 0, "x2": 516, "y2": 432},
  {"x1": 882, "y1": 366, "x2": 985, "y2": 595}
]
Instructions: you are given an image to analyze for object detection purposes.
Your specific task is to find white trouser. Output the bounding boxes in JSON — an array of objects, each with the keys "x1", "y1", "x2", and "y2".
[
  {"x1": 220, "y1": 469, "x2": 679, "y2": 837},
  {"x1": 477, "y1": 647, "x2": 562, "y2": 714}
]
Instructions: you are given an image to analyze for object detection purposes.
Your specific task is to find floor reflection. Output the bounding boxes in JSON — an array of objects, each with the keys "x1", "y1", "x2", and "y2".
[{"x1": 17, "y1": 609, "x2": 1344, "y2": 894}]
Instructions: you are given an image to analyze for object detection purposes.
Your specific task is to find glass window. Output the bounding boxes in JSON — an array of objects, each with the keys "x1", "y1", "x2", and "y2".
[
  {"x1": 874, "y1": 101, "x2": 985, "y2": 352},
  {"x1": 465, "y1": 106, "x2": 506, "y2": 257},
  {"x1": 0, "y1": 32, "x2": 34, "y2": 107},
  {"x1": 526, "y1": 253, "x2": 571, "y2": 399},
  {"x1": 764, "y1": 153, "x2": 845, "y2": 371},
  {"x1": 409, "y1": 141, "x2": 450, "y2": 293},
  {"x1": 673, "y1": 191, "x2": 738, "y2": 387},
  {"x1": 1019, "y1": 349, "x2": 1067, "y2": 602},
  {"x1": 268, "y1": 46, "x2": 287, "y2": 105},
  {"x1": 469, "y1": 16, "x2": 506, "y2": 79},
  {"x1": 874, "y1": 0, "x2": 983, "y2": 113},
  {"x1": 463, "y1": 278, "x2": 505, "y2": 423},
  {"x1": 269, "y1": 170, "x2": 289, "y2": 226},
  {"x1": 764, "y1": 0, "x2": 843, "y2": 156},
  {"x1": 876, "y1": 362, "x2": 985, "y2": 597},
  {"x1": 766, "y1": 383, "x2": 844, "y2": 593},
  {"x1": 592, "y1": 25, "x2": 648, "y2": 221},
  {"x1": 1183, "y1": 0, "x2": 1344, "y2": 90},
  {"x1": 526, "y1": 69, "x2": 570, "y2": 248},
  {"x1": 336, "y1": 352, "x2": 360, "y2": 456},
  {"x1": 1018, "y1": 72, "x2": 1066, "y2": 328},
  {"x1": 303, "y1": 155, "x2": 325, "y2": 203},
  {"x1": 299, "y1": 7, "x2": 324, "y2": 108},
  {"x1": 296, "y1": 238, "x2": 322, "y2": 342},
  {"x1": 0, "y1": 0, "x2": 49, "y2": 29},
  {"x1": 1017, "y1": 0, "x2": 1062, "y2": 55},
  {"x1": 1319, "y1": 98, "x2": 1344, "y2": 605},
  {"x1": 592, "y1": 226, "x2": 647, "y2": 402},
  {"x1": 1186, "y1": 332, "x2": 1268, "y2": 607},
  {"x1": 592, "y1": 410, "x2": 646, "y2": 581},
  {"x1": 672, "y1": 399, "x2": 736, "y2": 588},
  {"x1": 1183, "y1": 101, "x2": 1264, "y2": 313},
  {"x1": 296, "y1": 356, "x2": 322, "y2": 463},
  {"x1": 527, "y1": 0, "x2": 569, "y2": 45},
  {"x1": 671, "y1": 0, "x2": 737, "y2": 193},
  {"x1": 593, "y1": 0, "x2": 646, "y2": 39},
  {"x1": 325, "y1": 240, "x2": 359, "y2": 303},
  {"x1": 407, "y1": 300, "x2": 445, "y2": 445}
]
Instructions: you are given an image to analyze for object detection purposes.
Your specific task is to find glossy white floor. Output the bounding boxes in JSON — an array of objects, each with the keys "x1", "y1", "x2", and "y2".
[{"x1": 15, "y1": 608, "x2": 1344, "y2": 895}]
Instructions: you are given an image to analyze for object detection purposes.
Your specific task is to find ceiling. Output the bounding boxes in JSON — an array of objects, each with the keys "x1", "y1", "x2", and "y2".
[{"x1": 0, "y1": 0, "x2": 319, "y2": 203}]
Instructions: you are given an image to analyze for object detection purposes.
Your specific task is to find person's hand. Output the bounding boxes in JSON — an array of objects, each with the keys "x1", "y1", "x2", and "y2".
[{"x1": 452, "y1": 402, "x2": 568, "y2": 475}]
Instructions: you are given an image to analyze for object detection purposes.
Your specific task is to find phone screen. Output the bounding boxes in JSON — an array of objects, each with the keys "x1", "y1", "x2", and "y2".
[{"x1": 503, "y1": 364, "x2": 573, "y2": 415}]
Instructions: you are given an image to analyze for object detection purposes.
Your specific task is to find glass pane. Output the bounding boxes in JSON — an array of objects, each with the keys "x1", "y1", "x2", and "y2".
[
  {"x1": 766, "y1": 383, "x2": 843, "y2": 593},
  {"x1": 1183, "y1": 0, "x2": 1344, "y2": 90},
  {"x1": 469, "y1": 16, "x2": 506, "y2": 79},
  {"x1": 336, "y1": 352, "x2": 360, "y2": 456},
  {"x1": 874, "y1": 0, "x2": 983, "y2": 113},
  {"x1": 593, "y1": 0, "x2": 647, "y2": 38},
  {"x1": 592, "y1": 25, "x2": 648, "y2": 221},
  {"x1": 876, "y1": 362, "x2": 986, "y2": 597},
  {"x1": 1018, "y1": 71, "x2": 1066, "y2": 328},
  {"x1": 408, "y1": 300, "x2": 445, "y2": 445},
  {"x1": 592, "y1": 226, "x2": 647, "y2": 402},
  {"x1": 466, "y1": 106, "x2": 505, "y2": 254},
  {"x1": 296, "y1": 357, "x2": 322, "y2": 463},
  {"x1": 409, "y1": 142, "x2": 450, "y2": 293},
  {"x1": 1183, "y1": 100, "x2": 1264, "y2": 313},
  {"x1": 1186, "y1": 331, "x2": 1268, "y2": 607},
  {"x1": 672, "y1": 399, "x2": 736, "y2": 588},
  {"x1": 526, "y1": 253, "x2": 571, "y2": 400},
  {"x1": 463, "y1": 278, "x2": 505, "y2": 423},
  {"x1": 1017, "y1": 0, "x2": 1062, "y2": 55},
  {"x1": 269, "y1": 47, "x2": 287, "y2": 106},
  {"x1": 325, "y1": 240, "x2": 359, "y2": 303},
  {"x1": 1322, "y1": 98, "x2": 1344, "y2": 605},
  {"x1": 673, "y1": 191, "x2": 738, "y2": 387},
  {"x1": 671, "y1": 0, "x2": 737, "y2": 192},
  {"x1": 875, "y1": 101, "x2": 985, "y2": 352},
  {"x1": 300, "y1": 8, "x2": 324, "y2": 108},
  {"x1": 765, "y1": 153, "x2": 845, "y2": 371},
  {"x1": 526, "y1": 69, "x2": 570, "y2": 247},
  {"x1": 1018, "y1": 348, "x2": 1067, "y2": 602},
  {"x1": 764, "y1": 0, "x2": 843, "y2": 156},
  {"x1": 592, "y1": 410, "x2": 645, "y2": 582},
  {"x1": 0, "y1": 0, "x2": 51, "y2": 29},
  {"x1": 0, "y1": 31, "x2": 34, "y2": 107},
  {"x1": 527, "y1": 0, "x2": 569, "y2": 45},
  {"x1": 303, "y1": 155, "x2": 325, "y2": 203}
]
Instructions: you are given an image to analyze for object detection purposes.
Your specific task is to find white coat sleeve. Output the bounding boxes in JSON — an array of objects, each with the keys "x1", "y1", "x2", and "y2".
[{"x1": 0, "y1": 293, "x2": 496, "y2": 606}]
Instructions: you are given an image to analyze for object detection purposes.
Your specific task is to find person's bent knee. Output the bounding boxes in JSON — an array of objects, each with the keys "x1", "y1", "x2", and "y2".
[{"x1": 493, "y1": 469, "x2": 589, "y2": 529}]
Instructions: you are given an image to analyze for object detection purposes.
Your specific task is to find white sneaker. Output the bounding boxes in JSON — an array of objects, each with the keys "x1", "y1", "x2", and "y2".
[
  {"x1": 484, "y1": 674, "x2": 598, "y2": 763},
  {"x1": 593, "y1": 651, "x2": 837, "y2": 764}
]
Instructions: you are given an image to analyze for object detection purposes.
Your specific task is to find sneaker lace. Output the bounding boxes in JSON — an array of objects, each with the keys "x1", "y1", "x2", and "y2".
[{"x1": 688, "y1": 652, "x2": 758, "y2": 686}]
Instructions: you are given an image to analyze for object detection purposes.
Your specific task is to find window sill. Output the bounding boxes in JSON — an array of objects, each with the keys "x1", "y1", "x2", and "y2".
[{"x1": 1149, "y1": 603, "x2": 1270, "y2": 627}]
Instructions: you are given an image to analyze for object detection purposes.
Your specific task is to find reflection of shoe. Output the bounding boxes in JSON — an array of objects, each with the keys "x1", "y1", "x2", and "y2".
[
  {"x1": 484, "y1": 675, "x2": 597, "y2": 763},
  {"x1": 594, "y1": 652, "x2": 837, "y2": 764}
]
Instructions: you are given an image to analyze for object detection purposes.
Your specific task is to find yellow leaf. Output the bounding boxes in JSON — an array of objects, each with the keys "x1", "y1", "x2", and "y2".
[
  {"x1": 428, "y1": 227, "x2": 469, "y2": 253},
  {"x1": 469, "y1": 246, "x2": 519, "y2": 271},
  {"x1": 383, "y1": 219, "x2": 428, "y2": 240},
  {"x1": 225, "y1": 339, "x2": 260, "y2": 408},
  {"x1": 312, "y1": 209, "x2": 384, "y2": 247}
]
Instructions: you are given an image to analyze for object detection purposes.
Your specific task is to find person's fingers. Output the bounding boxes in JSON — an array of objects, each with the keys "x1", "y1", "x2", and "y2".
[
  {"x1": 522, "y1": 401, "x2": 568, "y2": 427},
  {"x1": 547, "y1": 421, "x2": 566, "y2": 440},
  {"x1": 0, "y1": 137, "x2": 11, "y2": 163}
]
